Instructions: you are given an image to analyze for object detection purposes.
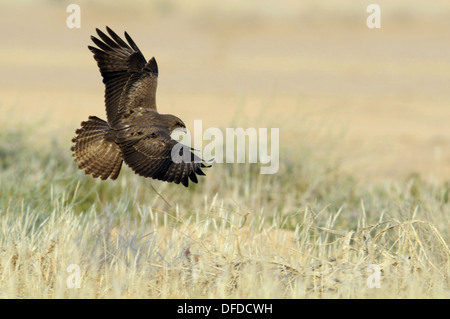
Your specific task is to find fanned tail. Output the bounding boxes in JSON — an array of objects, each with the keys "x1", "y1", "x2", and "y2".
[{"x1": 71, "y1": 116, "x2": 123, "y2": 180}]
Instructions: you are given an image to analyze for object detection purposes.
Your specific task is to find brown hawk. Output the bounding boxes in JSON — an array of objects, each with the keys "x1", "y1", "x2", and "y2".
[{"x1": 71, "y1": 27, "x2": 209, "y2": 187}]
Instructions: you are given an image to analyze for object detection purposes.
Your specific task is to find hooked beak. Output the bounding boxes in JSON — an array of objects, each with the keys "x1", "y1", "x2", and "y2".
[{"x1": 177, "y1": 127, "x2": 188, "y2": 134}]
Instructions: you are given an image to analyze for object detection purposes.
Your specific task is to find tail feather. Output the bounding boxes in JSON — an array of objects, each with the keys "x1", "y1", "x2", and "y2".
[{"x1": 71, "y1": 116, "x2": 123, "y2": 180}]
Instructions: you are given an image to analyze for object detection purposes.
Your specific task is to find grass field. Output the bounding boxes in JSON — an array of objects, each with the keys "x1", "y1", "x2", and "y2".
[
  {"x1": 0, "y1": 117, "x2": 449, "y2": 298},
  {"x1": 0, "y1": 0, "x2": 449, "y2": 298}
]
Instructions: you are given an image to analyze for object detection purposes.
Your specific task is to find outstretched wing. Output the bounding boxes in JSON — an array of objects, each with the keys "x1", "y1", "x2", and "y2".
[
  {"x1": 88, "y1": 26, "x2": 159, "y2": 124},
  {"x1": 117, "y1": 129, "x2": 208, "y2": 187}
]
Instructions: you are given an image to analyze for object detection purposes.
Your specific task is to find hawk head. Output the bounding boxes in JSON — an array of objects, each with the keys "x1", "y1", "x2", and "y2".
[{"x1": 162, "y1": 114, "x2": 186, "y2": 133}]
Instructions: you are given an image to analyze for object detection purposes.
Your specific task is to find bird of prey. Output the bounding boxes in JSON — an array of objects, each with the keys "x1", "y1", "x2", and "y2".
[{"x1": 71, "y1": 26, "x2": 209, "y2": 187}]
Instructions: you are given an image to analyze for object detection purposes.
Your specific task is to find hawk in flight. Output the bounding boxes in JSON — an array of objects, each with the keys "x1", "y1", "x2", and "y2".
[{"x1": 71, "y1": 27, "x2": 209, "y2": 187}]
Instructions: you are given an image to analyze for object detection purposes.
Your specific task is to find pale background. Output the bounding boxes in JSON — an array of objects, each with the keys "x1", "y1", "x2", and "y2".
[{"x1": 1, "y1": 0, "x2": 450, "y2": 181}]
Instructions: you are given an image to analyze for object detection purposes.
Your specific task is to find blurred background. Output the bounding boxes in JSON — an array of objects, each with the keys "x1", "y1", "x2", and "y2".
[{"x1": 1, "y1": 0, "x2": 450, "y2": 181}]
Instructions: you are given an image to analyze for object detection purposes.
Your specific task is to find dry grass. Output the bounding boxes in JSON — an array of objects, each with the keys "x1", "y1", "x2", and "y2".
[
  {"x1": 0, "y1": 122, "x2": 448, "y2": 298},
  {"x1": 0, "y1": 0, "x2": 449, "y2": 298}
]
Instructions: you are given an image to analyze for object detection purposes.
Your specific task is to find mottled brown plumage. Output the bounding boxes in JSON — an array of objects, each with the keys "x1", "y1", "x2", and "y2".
[{"x1": 71, "y1": 27, "x2": 209, "y2": 187}]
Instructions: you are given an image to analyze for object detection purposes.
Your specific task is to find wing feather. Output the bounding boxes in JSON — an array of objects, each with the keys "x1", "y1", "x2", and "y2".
[
  {"x1": 118, "y1": 133, "x2": 208, "y2": 187},
  {"x1": 88, "y1": 26, "x2": 158, "y2": 124}
]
